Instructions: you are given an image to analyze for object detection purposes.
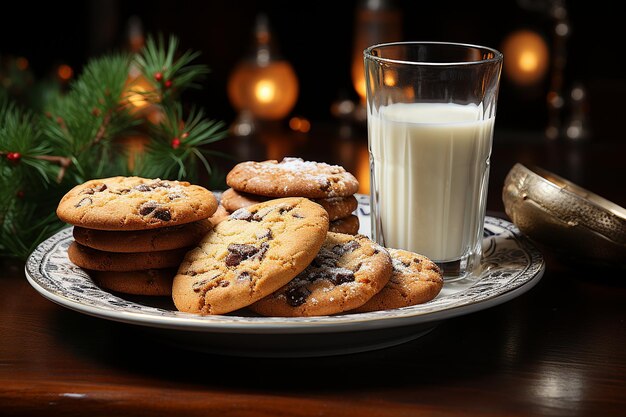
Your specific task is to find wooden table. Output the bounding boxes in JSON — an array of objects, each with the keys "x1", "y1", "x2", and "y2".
[{"x1": 1, "y1": 122, "x2": 625, "y2": 416}]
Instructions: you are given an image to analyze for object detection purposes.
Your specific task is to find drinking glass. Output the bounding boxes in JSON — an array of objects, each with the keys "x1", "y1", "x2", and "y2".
[{"x1": 364, "y1": 41, "x2": 503, "y2": 280}]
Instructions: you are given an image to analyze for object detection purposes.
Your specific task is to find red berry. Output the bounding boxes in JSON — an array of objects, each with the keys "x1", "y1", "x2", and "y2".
[
  {"x1": 154, "y1": 72, "x2": 163, "y2": 82},
  {"x1": 16, "y1": 190, "x2": 25, "y2": 199},
  {"x1": 7, "y1": 152, "x2": 21, "y2": 162},
  {"x1": 171, "y1": 138, "x2": 181, "y2": 149},
  {"x1": 181, "y1": 132, "x2": 189, "y2": 139},
  {"x1": 164, "y1": 80, "x2": 173, "y2": 88}
]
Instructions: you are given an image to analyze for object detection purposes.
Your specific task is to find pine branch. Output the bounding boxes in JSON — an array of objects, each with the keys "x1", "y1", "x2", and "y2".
[
  {"x1": 0, "y1": 104, "x2": 66, "y2": 259},
  {"x1": 1, "y1": 35, "x2": 230, "y2": 261},
  {"x1": 0, "y1": 103, "x2": 58, "y2": 186},
  {"x1": 42, "y1": 54, "x2": 139, "y2": 183},
  {"x1": 134, "y1": 34, "x2": 210, "y2": 104},
  {"x1": 135, "y1": 103, "x2": 228, "y2": 183}
]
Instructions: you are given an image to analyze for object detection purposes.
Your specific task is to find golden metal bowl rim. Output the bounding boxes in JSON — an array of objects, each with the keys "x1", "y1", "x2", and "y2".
[
  {"x1": 526, "y1": 164, "x2": 626, "y2": 220},
  {"x1": 504, "y1": 163, "x2": 626, "y2": 245}
]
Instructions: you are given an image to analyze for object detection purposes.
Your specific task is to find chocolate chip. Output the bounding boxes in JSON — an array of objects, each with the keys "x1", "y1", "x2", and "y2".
[
  {"x1": 80, "y1": 188, "x2": 95, "y2": 195},
  {"x1": 308, "y1": 267, "x2": 354, "y2": 285},
  {"x1": 311, "y1": 247, "x2": 339, "y2": 268},
  {"x1": 230, "y1": 208, "x2": 253, "y2": 221},
  {"x1": 225, "y1": 244, "x2": 259, "y2": 266},
  {"x1": 139, "y1": 201, "x2": 158, "y2": 216},
  {"x1": 192, "y1": 273, "x2": 221, "y2": 292},
  {"x1": 278, "y1": 206, "x2": 293, "y2": 215},
  {"x1": 153, "y1": 208, "x2": 171, "y2": 221},
  {"x1": 292, "y1": 212, "x2": 304, "y2": 218},
  {"x1": 320, "y1": 180, "x2": 331, "y2": 191},
  {"x1": 224, "y1": 243, "x2": 270, "y2": 266},
  {"x1": 74, "y1": 197, "x2": 92, "y2": 207},
  {"x1": 413, "y1": 258, "x2": 421, "y2": 264},
  {"x1": 238, "y1": 271, "x2": 251, "y2": 280},
  {"x1": 327, "y1": 267, "x2": 355, "y2": 285},
  {"x1": 332, "y1": 240, "x2": 360, "y2": 256},
  {"x1": 256, "y1": 229, "x2": 273, "y2": 240},
  {"x1": 285, "y1": 286, "x2": 311, "y2": 307},
  {"x1": 153, "y1": 181, "x2": 170, "y2": 188},
  {"x1": 224, "y1": 252, "x2": 242, "y2": 267},
  {"x1": 168, "y1": 193, "x2": 182, "y2": 200},
  {"x1": 135, "y1": 184, "x2": 152, "y2": 192},
  {"x1": 94, "y1": 184, "x2": 107, "y2": 192},
  {"x1": 192, "y1": 279, "x2": 209, "y2": 292},
  {"x1": 253, "y1": 242, "x2": 270, "y2": 261}
]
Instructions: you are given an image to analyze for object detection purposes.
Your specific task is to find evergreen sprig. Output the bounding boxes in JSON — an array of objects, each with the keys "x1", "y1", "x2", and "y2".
[
  {"x1": 1, "y1": 101, "x2": 65, "y2": 259},
  {"x1": 43, "y1": 54, "x2": 138, "y2": 183},
  {"x1": 134, "y1": 35, "x2": 210, "y2": 103},
  {"x1": 0, "y1": 35, "x2": 228, "y2": 261},
  {"x1": 135, "y1": 103, "x2": 228, "y2": 182}
]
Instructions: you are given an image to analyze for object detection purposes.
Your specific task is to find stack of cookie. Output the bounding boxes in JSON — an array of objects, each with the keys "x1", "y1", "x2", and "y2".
[
  {"x1": 56, "y1": 176, "x2": 219, "y2": 297},
  {"x1": 220, "y1": 157, "x2": 361, "y2": 235}
]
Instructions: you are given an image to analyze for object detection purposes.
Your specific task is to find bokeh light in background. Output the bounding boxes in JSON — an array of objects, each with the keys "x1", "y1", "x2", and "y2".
[
  {"x1": 56, "y1": 64, "x2": 73, "y2": 81},
  {"x1": 227, "y1": 13, "x2": 299, "y2": 133},
  {"x1": 501, "y1": 30, "x2": 549, "y2": 86}
]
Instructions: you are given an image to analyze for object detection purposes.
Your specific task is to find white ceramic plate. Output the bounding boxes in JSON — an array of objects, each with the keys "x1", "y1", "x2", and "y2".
[{"x1": 25, "y1": 194, "x2": 545, "y2": 357}]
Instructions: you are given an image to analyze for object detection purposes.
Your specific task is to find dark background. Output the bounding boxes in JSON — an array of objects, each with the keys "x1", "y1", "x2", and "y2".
[{"x1": 1, "y1": 0, "x2": 623, "y2": 141}]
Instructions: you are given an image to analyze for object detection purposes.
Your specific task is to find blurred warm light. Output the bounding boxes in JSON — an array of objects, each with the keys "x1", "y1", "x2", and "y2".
[
  {"x1": 16, "y1": 57, "x2": 29, "y2": 71},
  {"x1": 123, "y1": 73, "x2": 163, "y2": 124},
  {"x1": 227, "y1": 13, "x2": 299, "y2": 128},
  {"x1": 384, "y1": 72, "x2": 397, "y2": 87},
  {"x1": 289, "y1": 116, "x2": 310, "y2": 133},
  {"x1": 228, "y1": 60, "x2": 298, "y2": 121},
  {"x1": 57, "y1": 64, "x2": 73, "y2": 81},
  {"x1": 501, "y1": 30, "x2": 549, "y2": 85},
  {"x1": 128, "y1": 84, "x2": 150, "y2": 108},
  {"x1": 255, "y1": 80, "x2": 276, "y2": 104},
  {"x1": 124, "y1": 75, "x2": 155, "y2": 112}
]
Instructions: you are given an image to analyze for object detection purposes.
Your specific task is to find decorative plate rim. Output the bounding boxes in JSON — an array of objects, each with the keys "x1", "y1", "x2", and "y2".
[{"x1": 25, "y1": 194, "x2": 545, "y2": 334}]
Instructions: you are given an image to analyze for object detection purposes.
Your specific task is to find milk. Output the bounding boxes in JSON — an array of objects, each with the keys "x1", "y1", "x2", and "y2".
[{"x1": 368, "y1": 102, "x2": 494, "y2": 264}]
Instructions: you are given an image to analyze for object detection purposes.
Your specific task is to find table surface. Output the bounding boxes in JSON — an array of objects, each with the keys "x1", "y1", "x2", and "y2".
[{"x1": 1, "y1": 121, "x2": 625, "y2": 417}]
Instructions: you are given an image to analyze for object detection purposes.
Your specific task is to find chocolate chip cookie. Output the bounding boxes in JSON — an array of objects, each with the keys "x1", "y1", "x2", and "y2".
[
  {"x1": 226, "y1": 157, "x2": 359, "y2": 199},
  {"x1": 249, "y1": 233, "x2": 393, "y2": 317},
  {"x1": 90, "y1": 268, "x2": 176, "y2": 296},
  {"x1": 73, "y1": 219, "x2": 212, "y2": 253},
  {"x1": 68, "y1": 241, "x2": 189, "y2": 271},
  {"x1": 353, "y1": 249, "x2": 444, "y2": 313},
  {"x1": 328, "y1": 215, "x2": 360, "y2": 235},
  {"x1": 221, "y1": 188, "x2": 358, "y2": 222},
  {"x1": 57, "y1": 176, "x2": 218, "y2": 230},
  {"x1": 172, "y1": 197, "x2": 329, "y2": 315}
]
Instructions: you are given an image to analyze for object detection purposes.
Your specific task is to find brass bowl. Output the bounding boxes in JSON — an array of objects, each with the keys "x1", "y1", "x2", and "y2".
[{"x1": 502, "y1": 163, "x2": 626, "y2": 267}]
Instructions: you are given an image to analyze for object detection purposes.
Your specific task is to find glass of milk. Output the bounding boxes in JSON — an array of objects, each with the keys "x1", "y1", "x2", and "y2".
[{"x1": 364, "y1": 42, "x2": 503, "y2": 281}]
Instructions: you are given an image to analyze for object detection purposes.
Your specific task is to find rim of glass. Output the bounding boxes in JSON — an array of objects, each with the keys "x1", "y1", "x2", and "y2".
[{"x1": 364, "y1": 41, "x2": 503, "y2": 66}]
